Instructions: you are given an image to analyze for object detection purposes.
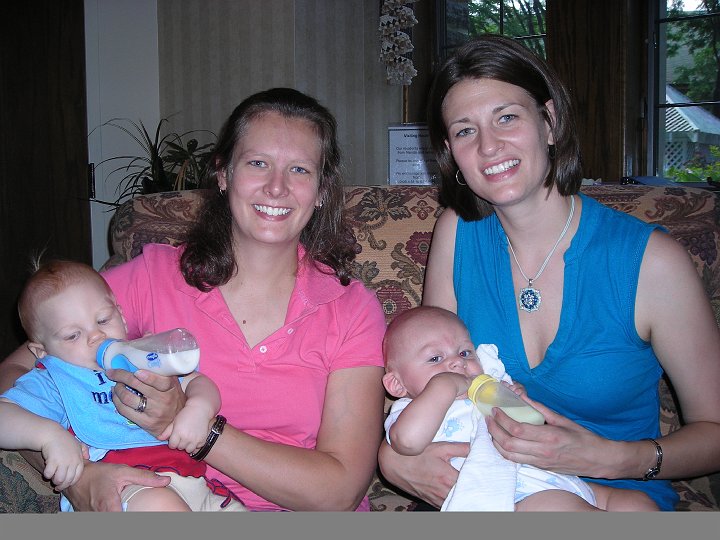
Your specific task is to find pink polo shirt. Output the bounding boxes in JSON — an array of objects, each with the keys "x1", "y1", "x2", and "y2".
[{"x1": 102, "y1": 243, "x2": 386, "y2": 511}]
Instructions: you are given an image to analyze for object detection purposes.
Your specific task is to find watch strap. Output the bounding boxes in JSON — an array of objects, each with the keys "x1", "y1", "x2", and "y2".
[
  {"x1": 641, "y1": 438, "x2": 663, "y2": 481},
  {"x1": 190, "y1": 414, "x2": 226, "y2": 461}
]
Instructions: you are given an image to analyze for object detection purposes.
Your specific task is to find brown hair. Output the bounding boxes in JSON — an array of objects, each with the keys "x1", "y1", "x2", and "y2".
[
  {"x1": 18, "y1": 259, "x2": 111, "y2": 341},
  {"x1": 427, "y1": 34, "x2": 582, "y2": 221},
  {"x1": 180, "y1": 87, "x2": 357, "y2": 291}
]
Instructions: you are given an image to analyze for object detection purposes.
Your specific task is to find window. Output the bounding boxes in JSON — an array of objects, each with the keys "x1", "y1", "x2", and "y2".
[
  {"x1": 650, "y1": 1, "x2": 720, "y2": 182},
  {"x1": 435, "y1": 0, "x2": 547, "y2": 66}
]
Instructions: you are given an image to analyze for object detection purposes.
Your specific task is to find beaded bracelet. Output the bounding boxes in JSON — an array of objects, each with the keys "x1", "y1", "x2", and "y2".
[{"x1": 190, "y1": 415, "x2": 226, "y2": 461}]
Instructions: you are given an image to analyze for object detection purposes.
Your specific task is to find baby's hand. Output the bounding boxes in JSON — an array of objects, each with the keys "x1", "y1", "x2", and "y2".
[
  {"x1": 40, "y1": 431, "x2": 89, "y2": 491},
  {"x1": 455, "y1": 374, "x2": 477, "y2": 399},
  {"x1": 429, "y1": 372, "x2": 475, "y2": 399},
  {"x1": 161, "y1": 405, "x2": 214, "y2": 454}
]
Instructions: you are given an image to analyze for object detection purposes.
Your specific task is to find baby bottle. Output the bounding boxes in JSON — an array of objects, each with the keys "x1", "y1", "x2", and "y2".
[
  {"x1": 467, "y1": 374, "x2": 545, "y2": 425},
  {"x1": 96, "y1": 328, "x2": 200, "y2": 376}
]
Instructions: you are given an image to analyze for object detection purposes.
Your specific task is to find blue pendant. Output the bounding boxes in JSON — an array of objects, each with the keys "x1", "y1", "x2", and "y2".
[{"x1": 519, "y1": 286, "x2": 541, "y2": 312}]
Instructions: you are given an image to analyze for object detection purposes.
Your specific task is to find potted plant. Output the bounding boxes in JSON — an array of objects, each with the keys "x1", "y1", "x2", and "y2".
[{"x1": 94, "y1": 117, "x2": 216, "y2": 206}]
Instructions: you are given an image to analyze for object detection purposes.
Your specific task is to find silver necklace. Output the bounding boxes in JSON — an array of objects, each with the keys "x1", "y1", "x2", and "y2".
[{"x1": 507, "y1": 195, "x2": 575, "y2": 313}]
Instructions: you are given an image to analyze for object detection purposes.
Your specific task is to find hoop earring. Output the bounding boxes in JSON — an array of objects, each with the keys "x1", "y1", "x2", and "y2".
[
  {"x1": 456, "y1": 170, "x2": 467, "y2": 186},
  {"x1": 548, "y1": 144, "x2": 556, "y2": 160}
]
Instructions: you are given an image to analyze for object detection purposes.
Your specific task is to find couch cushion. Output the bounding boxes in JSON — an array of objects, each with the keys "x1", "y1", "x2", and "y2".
[
  {"x1": 0, "y1": 450, "x2": 58, "y2": 513},
  {"x1": 344, "y1": 186, "x2": 443, "y2": 325},
  {"x1": 104, "y1": 190, "x2": 210, "y2": 271}
]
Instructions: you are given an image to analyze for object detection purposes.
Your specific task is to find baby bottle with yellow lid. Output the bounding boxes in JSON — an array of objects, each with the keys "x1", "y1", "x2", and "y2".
[{"x1": 468, "y1": 374, "x2": 545, "y2": 425}]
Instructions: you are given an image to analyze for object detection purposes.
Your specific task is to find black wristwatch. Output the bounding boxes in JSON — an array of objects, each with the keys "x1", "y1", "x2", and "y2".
[{"x1": 190, "y1": 415, "x2": 226, "y2": 461}]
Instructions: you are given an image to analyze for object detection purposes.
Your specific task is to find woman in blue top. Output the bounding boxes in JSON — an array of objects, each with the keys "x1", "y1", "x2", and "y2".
[{"x1": 378, "y1": 34, "x2": 720, "y2": 511}]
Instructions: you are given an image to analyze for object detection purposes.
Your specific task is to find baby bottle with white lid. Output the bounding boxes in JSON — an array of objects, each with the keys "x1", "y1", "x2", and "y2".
[
  {"x1": 468, "y1": 374, "x2": 545, "y2": 425},
  {"x1": 96, "y1": 328, "x2": 200, "y2": 376}
]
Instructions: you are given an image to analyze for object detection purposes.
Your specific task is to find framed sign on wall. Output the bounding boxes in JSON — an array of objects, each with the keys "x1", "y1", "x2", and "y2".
[{"x1": 387, "y1": 123, "x2": 439, "y2": 185}]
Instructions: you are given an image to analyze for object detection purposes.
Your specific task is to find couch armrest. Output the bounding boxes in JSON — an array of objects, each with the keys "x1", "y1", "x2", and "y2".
[{"x1": 0, "y1": 450, "x2": 59, "y2": 512}]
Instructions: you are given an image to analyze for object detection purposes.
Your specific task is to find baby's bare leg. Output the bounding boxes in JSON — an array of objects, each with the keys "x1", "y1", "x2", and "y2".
[
  {"x1": 123, "y1": 486, "x2": 192, "y2": 512},
  {"x1": 590, "y1": 484, "x2": 659, "y2": 512},
  {"x1": 516, "y1": 489, "x2": 604, "y2": 512}
]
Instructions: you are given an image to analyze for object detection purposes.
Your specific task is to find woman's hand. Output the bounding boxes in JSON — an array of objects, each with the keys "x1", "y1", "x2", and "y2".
[
  {"x1": 505, "y1": 380, "x2": 527, "y2": 397},
  {"x1": 377, "y1": 439, "x2": 469, "y2": 508},
  {"x1": 485, "y1": 395, "x2": 615, "y2": 478},
  {"x1": 62, "y1": 460, "x2": 170, "y2": 511},
  {"x1": 107, "y1": 369, "x2": 186, "y2": 439}
]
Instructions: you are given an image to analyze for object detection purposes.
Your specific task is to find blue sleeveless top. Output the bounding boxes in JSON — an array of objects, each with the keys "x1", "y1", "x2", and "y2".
[{"x1": 453, "y1": 193, "x2": 677, "y2": 510}]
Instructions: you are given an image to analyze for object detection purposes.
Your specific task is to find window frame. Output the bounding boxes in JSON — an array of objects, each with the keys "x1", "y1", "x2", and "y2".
[
  {"x1": 434, "y1": 0, "x2": 547, "y2": 69},
  {"x1": 647, "y1": 2, "x2": 720, "y2": 176}
]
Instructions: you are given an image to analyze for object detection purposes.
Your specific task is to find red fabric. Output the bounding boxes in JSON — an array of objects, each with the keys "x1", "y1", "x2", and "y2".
[{"x1": 101, "y1": 444, "x2": 206, "y2": 477}]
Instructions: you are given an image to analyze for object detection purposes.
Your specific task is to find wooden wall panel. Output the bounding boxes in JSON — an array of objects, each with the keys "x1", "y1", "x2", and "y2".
[
  {"x1": 0, "y1": 0, "x2": 91, "y2": 356},
  {"x1": 547, "y1": 0, "x2": 645, "y2": 181}
]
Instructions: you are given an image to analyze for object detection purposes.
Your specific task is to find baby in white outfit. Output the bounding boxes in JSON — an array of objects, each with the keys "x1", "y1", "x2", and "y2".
[{"x1": 382, "y1": 306, "x2": 658, "y2": 512}]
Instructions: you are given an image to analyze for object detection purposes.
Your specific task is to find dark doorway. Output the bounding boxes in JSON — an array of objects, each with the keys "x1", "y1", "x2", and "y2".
[{"x1": 0, "y1": 1, "x2": 91, "y2": 357}]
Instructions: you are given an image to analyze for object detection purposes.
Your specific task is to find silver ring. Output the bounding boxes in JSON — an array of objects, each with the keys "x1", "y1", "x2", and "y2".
[{"x1": 135, "y1": 394, "x2": 147, "y2": 413}]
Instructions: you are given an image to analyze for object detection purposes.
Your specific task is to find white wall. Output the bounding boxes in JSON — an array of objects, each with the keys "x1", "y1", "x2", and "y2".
[
  {"x1": 84, "y1": 0, "x2": 160, "y2": 269},
  {"x1": 157, "y1": 0, "x2": 401, "y2": 188}
]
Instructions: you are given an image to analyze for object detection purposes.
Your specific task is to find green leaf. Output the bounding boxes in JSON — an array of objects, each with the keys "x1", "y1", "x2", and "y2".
[{"x1": 93, "y1": 117, "x2": 217, "y2": 205}]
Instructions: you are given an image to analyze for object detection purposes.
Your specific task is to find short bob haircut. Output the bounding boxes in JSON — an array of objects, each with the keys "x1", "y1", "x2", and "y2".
[
  {"x1": 181, "y1": 87, "x2": 356, "y2": 290},
  {"x1": 427, "y1": 34, "x2": 582, "y2": 221}
]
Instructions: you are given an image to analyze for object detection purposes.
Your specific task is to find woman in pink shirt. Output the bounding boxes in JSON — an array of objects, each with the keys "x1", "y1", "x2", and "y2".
[{"x1": 1, "y1": 88, "x2": 387, "y2": 511}]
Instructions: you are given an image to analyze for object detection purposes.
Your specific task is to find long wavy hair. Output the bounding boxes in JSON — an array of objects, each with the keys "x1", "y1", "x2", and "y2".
[
  {"x1": 427, "y1": 34, "x2": 582, "y2": 221},
  {"x1": 180, "y1": 88, "x2": 356, "y2": 291}
]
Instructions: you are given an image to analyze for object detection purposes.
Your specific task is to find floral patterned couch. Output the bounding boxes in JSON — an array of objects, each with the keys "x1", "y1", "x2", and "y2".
[{"x1": 1, "y1": 184, "x2": 719, "y2": 512}]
